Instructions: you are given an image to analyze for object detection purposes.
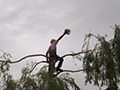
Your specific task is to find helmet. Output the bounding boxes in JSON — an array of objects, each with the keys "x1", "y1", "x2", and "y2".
[{"x1": 50, "y1": 39, "x2": 56, "y2": 43}]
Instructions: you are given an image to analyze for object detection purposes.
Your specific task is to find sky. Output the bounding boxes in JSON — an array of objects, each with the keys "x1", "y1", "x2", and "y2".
[{"x1": 0, "y1": 0, "x2": 120, "y2": 90}]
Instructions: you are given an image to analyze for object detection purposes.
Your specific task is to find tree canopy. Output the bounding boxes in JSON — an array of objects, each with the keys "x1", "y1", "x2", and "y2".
[
  {"x1": 79, "y1": 24, "x2": 120, "y2": 89},
  {"x1": 0, "y1": 51, "x2": 81, "y2": 90}
]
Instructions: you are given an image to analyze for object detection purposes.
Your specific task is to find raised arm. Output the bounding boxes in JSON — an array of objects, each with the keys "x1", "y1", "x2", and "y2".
[{"x1": 57, "y1": 29, "x2": 71, "y2": 41}]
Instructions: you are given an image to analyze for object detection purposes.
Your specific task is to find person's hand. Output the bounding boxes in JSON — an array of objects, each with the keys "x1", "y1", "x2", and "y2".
[{"x1": 64, "y1": 29, "x2": 71, "y2": 35}]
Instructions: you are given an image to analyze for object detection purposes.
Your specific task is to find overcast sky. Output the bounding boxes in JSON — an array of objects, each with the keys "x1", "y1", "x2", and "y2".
[{"x1": 0, "y1": 0, "x2": 120, "y2": 90}]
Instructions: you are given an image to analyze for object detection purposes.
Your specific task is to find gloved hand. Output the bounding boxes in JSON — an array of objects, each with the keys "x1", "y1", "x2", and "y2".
[{"x1": 64, "y1": 29, "x2": 71, "y2": 35}]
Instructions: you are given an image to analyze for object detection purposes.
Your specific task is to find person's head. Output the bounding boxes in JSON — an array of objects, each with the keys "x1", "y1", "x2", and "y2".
[{"x1": 50, "y1": 39, "x2": 56, "y2": 44}]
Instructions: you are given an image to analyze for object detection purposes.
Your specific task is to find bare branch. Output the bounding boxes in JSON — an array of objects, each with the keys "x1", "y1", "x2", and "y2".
[
  {"x1": 61, "y1": 50, "x2": 91, "y2": 58},
  {"x1": 63, "y1": 69, "x2": 85, "y2": 73},
  {"x1": 0, "y1": 59, "x2": 8, "y2": 63},
  {"x1": 0, "y1": 50, "x2": 91, "y2": 64},
  {"x1": 54, "y1": 69, "x2": 84, "y2": 77},
  {"x1": 11, "y1": 54, "x2": 47, "y2": 63},
  {"x1": 29, "y1": 61, "x2": 48, "y2": 73},
  {"x1": 0, "y1": 54, "x2": 48, "y2": 64}
]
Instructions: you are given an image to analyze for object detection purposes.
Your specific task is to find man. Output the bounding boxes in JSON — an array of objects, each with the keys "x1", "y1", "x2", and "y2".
[{"x1": 46, "y1": 29, "x2": 70, "y2": 72}]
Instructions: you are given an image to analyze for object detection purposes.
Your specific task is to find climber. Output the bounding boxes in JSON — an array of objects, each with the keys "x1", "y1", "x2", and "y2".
[{"x1": 46, "y1": 29, "x2": 71, "y2": 72}]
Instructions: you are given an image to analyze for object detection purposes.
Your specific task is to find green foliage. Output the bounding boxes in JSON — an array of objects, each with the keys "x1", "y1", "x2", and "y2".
[
  {"x1": 18, "y1": 65, "x2": 80, "y2": 90},
  {"x1": 79, "y1": 25, "x2": 120, "y2": 87},
  {"x1": 0, "y1": 51, "x2": 13, "y2": 90},
  {"x1": 4, "y1": 75, "x2": 17, "y2": 90},
  {"x1": 0, "y1": 52, "x2": 80, "y2": 90}
]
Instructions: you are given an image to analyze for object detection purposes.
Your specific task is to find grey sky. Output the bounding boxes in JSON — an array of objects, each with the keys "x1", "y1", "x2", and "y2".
[{"x1": 0, "y1": 0, "x2": 120, "y2": 90}]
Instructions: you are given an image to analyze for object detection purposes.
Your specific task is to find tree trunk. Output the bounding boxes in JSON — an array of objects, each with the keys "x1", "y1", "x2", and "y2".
[{"x1": 48, "y1": 57, "x2": 56, "y2": 77}]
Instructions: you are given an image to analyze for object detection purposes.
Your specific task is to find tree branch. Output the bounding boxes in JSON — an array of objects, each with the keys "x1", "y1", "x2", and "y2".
[
  {"x1": 0, "y1": 50, "x2": 91, "y2": 64},
  {"x1": 61, "y1": 50, "x2": 91, "y2": 58},
  {"x1": 54, "y1": 69, "x2": 85, "y2": 77},
  {"x1": 11, "y1": 54, "x2": 47, "y2": 63},
  {"x1": 63, "y1": 69, "x2": 85, "y2": 73},
  {"x1": 29, "y1": 61, "x2": 48, "y2": 73},
  {"x1": 0, "y1": 54, "x2": 48, "y2": 63}
]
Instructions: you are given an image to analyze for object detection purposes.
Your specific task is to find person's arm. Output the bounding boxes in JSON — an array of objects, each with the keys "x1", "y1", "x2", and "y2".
[
  {"x1": 46, "y1": 50, "x2": 49, "y2": 61},
  {"x1": 57, "y1": 33, "x2": 66, "y2": 41},
  {"x1": 57, "y1": 29, "x2": 70, "y2": 41}
]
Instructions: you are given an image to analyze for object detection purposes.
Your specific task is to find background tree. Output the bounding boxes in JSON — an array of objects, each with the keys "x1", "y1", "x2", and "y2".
[{"x1": 78, "y1": 24, "x2": 120, "y2": 90}]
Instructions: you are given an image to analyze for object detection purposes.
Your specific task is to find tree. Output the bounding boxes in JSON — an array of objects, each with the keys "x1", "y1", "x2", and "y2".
[
  {"x1": 0, "y1": 24, "x2": 120, "y2": 90},
  {"x1": 78, "y1": 24, "x2": 120, "y2": 90},
  {"x1": 0, "y1": 45, "x2": 87, "y2": 89},
  {"x1": 0, "y1": 50, "x2": 82, "y2": 90}
]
